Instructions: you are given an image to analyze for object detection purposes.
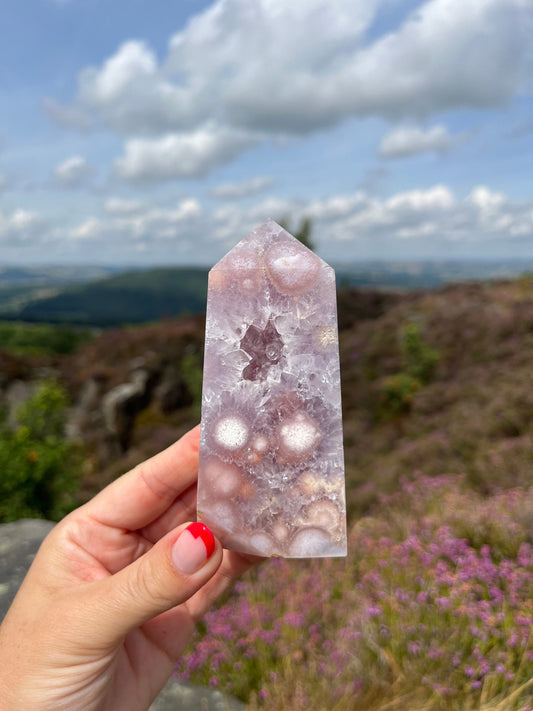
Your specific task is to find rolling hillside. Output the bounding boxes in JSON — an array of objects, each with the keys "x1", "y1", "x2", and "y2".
[
  {"x1": 3, "y1": 260, "x2": 533, "y2": 326},
  {"x1": 17, "y1": 267, "x2": 209, "y2": 325}
]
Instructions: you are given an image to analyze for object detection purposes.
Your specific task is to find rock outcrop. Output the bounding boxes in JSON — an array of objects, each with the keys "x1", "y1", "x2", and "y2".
[{"x1": 102, "y1": 368, "x2": 158, "y2": 451}]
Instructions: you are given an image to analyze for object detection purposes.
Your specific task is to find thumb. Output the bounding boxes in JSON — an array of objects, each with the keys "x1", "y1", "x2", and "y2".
[{"x1": 90, "y1": 522, "x2": 221, "y2": 646}]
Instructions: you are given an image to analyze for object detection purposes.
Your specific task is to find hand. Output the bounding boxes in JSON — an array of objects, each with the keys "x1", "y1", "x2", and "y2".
[{"x1": 0, "y1": 425, "x2": 259, "y2": 711}]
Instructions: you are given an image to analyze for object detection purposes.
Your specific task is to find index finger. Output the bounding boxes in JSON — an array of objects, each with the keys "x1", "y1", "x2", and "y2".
[{"x1": 83, "y1": 425, "x2": 201, "y2": 531}]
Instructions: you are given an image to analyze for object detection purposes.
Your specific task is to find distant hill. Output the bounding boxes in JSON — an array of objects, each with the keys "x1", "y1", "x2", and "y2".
[
  {"x1": 2, "y1": 259, "x2": 533, "y2": 326},
  {"x1": 336, "y1": 258, "x2": 533, "y2": 289},
  {"x1": 17, "y1": 267, "x2": 209, "y2": 325},
  {"x1": 0, "y1": 266, "x2": 127, "y2": 317},
  {"x1": 0, "y1": 265, "x2": 123, "y2": 286}
]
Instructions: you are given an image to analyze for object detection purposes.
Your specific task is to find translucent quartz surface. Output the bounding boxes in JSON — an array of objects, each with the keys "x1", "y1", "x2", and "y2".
[{"x1": 197, "y1": 220, "x2": 346, "y2": 558}]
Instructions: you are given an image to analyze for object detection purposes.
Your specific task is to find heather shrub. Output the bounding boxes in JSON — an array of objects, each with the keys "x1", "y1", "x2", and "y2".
[
  {"x1": 175, "y1": 476, "x2": 533, "y2": 710},
  {"x1": 376, "y1": 321, "x2": 439, "y2": 422},
  {"x1": 0, "y1": 380, "x2": 82, "y2": 522},
  {"x1": 379, "y1": 372, "x2": 421, "y2": 418},
  {"x1": 400, "y1": 321, "x2": 440, "y2": 384}
]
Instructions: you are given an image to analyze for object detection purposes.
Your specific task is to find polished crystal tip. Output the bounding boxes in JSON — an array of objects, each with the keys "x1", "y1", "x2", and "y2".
[{"x1": 197, "y1": 220, "x2": 346, "y2": 558}]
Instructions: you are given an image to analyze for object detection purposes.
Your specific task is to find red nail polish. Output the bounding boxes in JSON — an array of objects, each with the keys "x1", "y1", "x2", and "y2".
[
  {"x1": 172, "y1": 522, "x2": 216, "y2": 575},
  {"x1": 186, "y1": 522, "x2": 216, "y2": 559}
]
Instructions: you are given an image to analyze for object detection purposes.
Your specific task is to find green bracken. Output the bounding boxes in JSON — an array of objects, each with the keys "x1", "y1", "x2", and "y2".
[{"x1": 0, "y1": 380, "x2": 82, "y2": 522}]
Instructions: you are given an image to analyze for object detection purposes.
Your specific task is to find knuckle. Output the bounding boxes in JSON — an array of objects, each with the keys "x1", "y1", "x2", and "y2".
[{"x1": 127, "y1": 552, "x2": 179, "y2": 612}]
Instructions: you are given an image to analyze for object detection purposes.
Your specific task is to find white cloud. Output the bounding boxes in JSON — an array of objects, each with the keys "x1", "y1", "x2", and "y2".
[
  {"x1": 213, "y1": 195, "x2": 303, "y2": 242},
  {"x1": 77, "y1": 40, "x2": 197, "y2": 135},
  {"x1": 7, "y1": 182, "x2": 533, "y2": 260},
  {"x1": 104, "y1": 197, "x2": 146, "y2": 215},
  {"x1": 113, "y1": 200, "x2": 202, "y2": 240},
  {"x1": 302, "y1": 186, "x2": 456, "y2": 241},
  {"x1": 307, "y1": 193, "x2": 368, "y2": 220},
  {"x1": 326, "y1": 185, "x2": 533, "y2": 245},
  {"x1": 48, "y1": 0, "x2": 532, "y2": 179},
  {"x1": 210, "y1": 183, "x2": 533, "y2": 254},
  {"x1": 467, "y1": 186, "x2": 530, "y2": 234},
  {"x1": 53, "y1": 155, "x2": 94, "y2": 187},
  {"x1": 386, "y1": 185, "x2": 455, "y2": 212},
  {"x1": 114, "y1": 125, "x2": 257, "y2": 182},
  {"x1": 81, "y1": 41, "x2": 156, "y2": 103},
  {"x1": 378, "y1": 124, "x2": 460, "y2": 158},
  {"x1": 70, "y1": 216, "x2": 103, "y2": 240},
  {"x1": 468, "y1": 185, "x2": 506, "y2": 211},
  {"x1": 211, "y1": 176, "x2": 272, "y2": 199},
  {"x1": 70, "y1": 198, "x2": 202, "y2": 243},
  {"x1": 0, "y1": 209, "x2": 45, "y2": 243}
]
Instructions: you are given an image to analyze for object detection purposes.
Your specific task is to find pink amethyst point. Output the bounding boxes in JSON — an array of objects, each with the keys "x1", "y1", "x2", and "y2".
[{"x1": 197, "y1": 220, "x2": 347, "y2": 558}]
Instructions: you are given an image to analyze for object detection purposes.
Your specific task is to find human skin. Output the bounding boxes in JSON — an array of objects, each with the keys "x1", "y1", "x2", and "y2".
[{"x1": 0, "y1": 425, "x2": 259, "y2": 711}]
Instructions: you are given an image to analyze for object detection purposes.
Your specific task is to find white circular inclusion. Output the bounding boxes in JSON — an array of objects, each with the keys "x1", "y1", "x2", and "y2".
[
  {"x1": 203, "y1": 457, "x2": 242, "y2": 497},
  {"x1": 304, "y1": 500, "x2": 341, "y2": 529},
  {"x1": 279, "y1": 412, "x2": 321, "y2": 456},
  {"x1": 214, "y1": 414, "x2": 249, "y2": 451},
  {"x1": 249, "y1": 532, "x2": 274, "y2": 556},
  {"x1": 288, "y1": 527, "x2": 331, "y2": 557},
  {"x1": 265, "y1": 241, "x2": 321, "y2": 296},
  {"x1": 252, "y1": 434, "x2": 269, "y2": 453}
]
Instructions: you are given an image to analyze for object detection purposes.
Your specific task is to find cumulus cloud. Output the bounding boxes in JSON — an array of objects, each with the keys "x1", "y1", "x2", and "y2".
[
  {"x1": 212, "y1": 195, "x2": 300, "y2": 243},
  {"x1": 112, "y1": 200, "x2": 202, "y2": 240},
  {"x1": 114, "y1": 126, "x2": 257, "y2": 182},
  {"x1": 69, "y1": 216, "x2": 103, "y2": 241},
  {"x1": 70, "y1": 198, "x2": 202, "y2": 244},
  {"x1": 53, "y1": 155, "x2": 94, "y2": 187},
  {"x1": 211, "y1": 176, "x2": 272, "y2": 199},
  {"x1": 9, "y1": 182, "x2": 533, "y2": 261},
  {"x1": 378, "y1": 124, "x2": 461, "y2": 158},
  {"x1": 307, "y1": 193, "x2": 369, "y2": 221},
  {"x1": 104, "y1": 197, "x2": 146, "y2": 215},
  {"x1": 468, "y1": 185, "x2": 506, "y2": 211},
  {"x1": 0, "y1": 209, "x2": 45, "y2": 243},
  {"x1": 47, "y1": 0, "x2": 532, "y2": 179},
  {"x1": 315, "y1": 185, "x2": 533, "y2": 245},
  {"x1": 210, "y1": 184, "x2": 533, "y2": 254}
]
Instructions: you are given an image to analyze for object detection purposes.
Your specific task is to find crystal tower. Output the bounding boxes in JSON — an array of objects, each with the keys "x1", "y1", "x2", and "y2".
[{"x1": 197, "y1": 220, "x2": 346, "y2": 557}]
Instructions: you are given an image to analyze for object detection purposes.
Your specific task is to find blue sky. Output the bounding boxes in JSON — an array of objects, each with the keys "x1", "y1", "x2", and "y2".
[{"x1": 1, "y1": 0, "x2": 533, "y2": 265}]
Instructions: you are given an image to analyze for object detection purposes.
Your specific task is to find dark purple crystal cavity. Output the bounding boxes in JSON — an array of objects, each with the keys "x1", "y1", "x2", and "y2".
[{"x1": 197, "y1": 220, "x2": 346, "y2": 558}]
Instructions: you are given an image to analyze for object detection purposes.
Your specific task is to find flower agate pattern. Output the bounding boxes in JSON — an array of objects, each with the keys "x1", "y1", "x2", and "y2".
[{"x1": 197, "y1": 220, "x2": 346, "y2": 557}]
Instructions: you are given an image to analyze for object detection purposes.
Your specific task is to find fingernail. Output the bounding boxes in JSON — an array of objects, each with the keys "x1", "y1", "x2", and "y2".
[{"x1": 172, "y1": 522, "x2": 216, "y2": 575}]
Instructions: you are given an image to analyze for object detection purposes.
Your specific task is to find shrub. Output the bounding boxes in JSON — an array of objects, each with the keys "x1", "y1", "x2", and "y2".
[
  {"x1": 376, "y1": 322, "x2": 439, "y2": 422},
  {"x1": 175, "y1": 477, "x2": 533, "y2": 710},
  {"x1": 400, "y1": 321, "x2": 440, "y2": 384},
  {"x1": 379, "y1": 373, "x2": 421, "y2": 418},
  {"x1": 0, "y1": 380, "x2": 82, "y2": 522},
  {"x1": 0, "y1": 321, "x2": 93, "y2": 356}
]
